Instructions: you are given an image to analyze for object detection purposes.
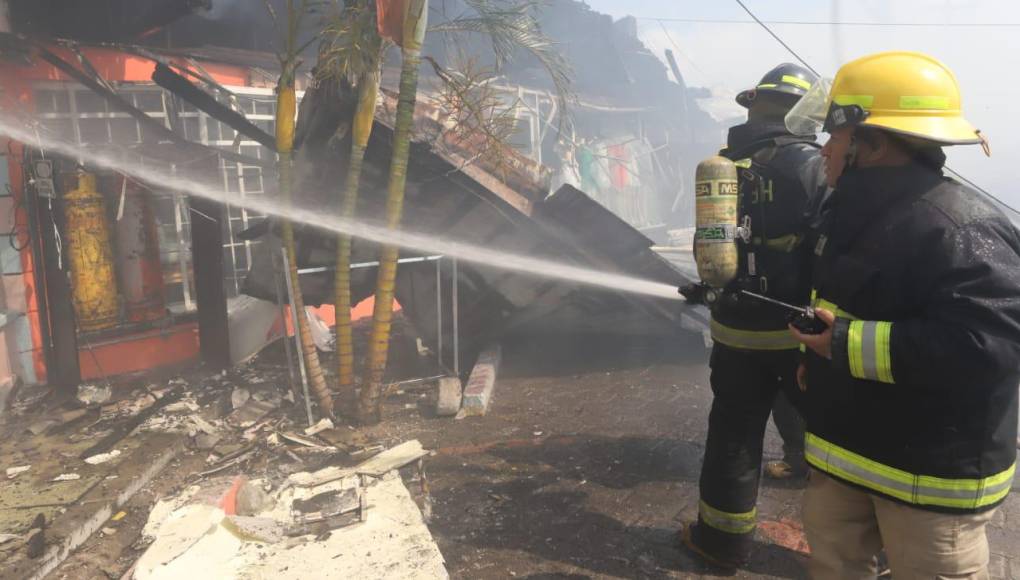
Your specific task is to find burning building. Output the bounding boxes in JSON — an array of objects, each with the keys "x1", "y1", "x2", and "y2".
[{"x1": 0, "y1": 0, "x2": 711, "y2": 395}]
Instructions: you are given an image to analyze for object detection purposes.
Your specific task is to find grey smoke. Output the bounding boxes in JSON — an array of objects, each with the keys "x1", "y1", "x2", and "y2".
[{"x1": 201, "y1": 0, "x2": 247, "y2": 20}]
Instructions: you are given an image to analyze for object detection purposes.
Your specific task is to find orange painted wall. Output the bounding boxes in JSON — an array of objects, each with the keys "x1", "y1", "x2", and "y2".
[
  {"x1": 0, "y1": 46, "x2": 249, "y2": 87},
  {"x1": 281, "y1": 298, "x2": 401, "y2": 336},
  {"x1": 78, "y1": 323, "x2": 200, "y2": 380},
  {"x1": 0, "y1": 44, "x2": 250, "y2": 384}
]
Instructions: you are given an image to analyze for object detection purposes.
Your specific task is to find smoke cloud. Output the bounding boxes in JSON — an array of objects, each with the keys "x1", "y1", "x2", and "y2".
[{"x1": 201, "y1": 0, "x2": 247, "y2": 20}]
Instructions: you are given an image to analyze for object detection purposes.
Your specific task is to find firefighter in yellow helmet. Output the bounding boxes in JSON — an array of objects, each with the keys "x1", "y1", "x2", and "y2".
[{"x1": 786, "y1": 51, "x2": 1020, "y2": 577}]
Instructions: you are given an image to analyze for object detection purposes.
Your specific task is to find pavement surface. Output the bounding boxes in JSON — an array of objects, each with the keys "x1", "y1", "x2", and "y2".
[
  {"x1": 7, "y1": 325, "x2": 1019, "y2": 579},
  {"x1": 365, "y1": 329, "x2": 1020, "y2": 579}
]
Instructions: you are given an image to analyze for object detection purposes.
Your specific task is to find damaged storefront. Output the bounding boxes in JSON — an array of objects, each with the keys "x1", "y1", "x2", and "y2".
[{"x1": 0, "y1": 39, "x2": 307, "y2": 391}]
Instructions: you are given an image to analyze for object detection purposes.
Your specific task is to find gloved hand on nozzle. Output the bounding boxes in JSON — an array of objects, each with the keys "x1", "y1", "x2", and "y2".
[{"x1": 679, "y1": 283, "x2": 707, "y2": 305}]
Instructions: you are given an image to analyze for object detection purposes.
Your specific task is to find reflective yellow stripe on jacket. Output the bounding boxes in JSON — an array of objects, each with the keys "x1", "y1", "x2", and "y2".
[
  {"x1": 710, "y1": 320, "x2": 800, "y2": 351},
  {"x1": 847, "y1": 320, "x2": 895, "y2": 383},
  {"x1": 810, "y1": 289, "x2": 858, "y2": 320},
  {"x1": 806, "y1": 433, "x2": 1016, "y2": 510},
  {"x1": 808, "y1": 291, "x2": 895, "y2": 383},
  {"x1": 803, "y1": 290, "x2": 858, "y2": 353},
  {"x1": 699, "y1": 500, "x2": 756, "y2": 534}
]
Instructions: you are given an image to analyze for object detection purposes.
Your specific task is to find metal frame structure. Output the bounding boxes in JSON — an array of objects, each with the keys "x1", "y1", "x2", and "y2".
[{"x1": 283, "y1": 253, "x2": 460, "y2": 424}]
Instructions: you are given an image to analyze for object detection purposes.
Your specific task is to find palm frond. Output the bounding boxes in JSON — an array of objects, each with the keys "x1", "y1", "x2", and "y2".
[
  {"x1": 430, "y1": 0, "x2": 574, "y2": 125},
  {"x1": 425, "y1": 55, "x2": 519, "y2": 177},
  {"x1": 317, "y1": 0, "x2": 386, "y2": 86}
]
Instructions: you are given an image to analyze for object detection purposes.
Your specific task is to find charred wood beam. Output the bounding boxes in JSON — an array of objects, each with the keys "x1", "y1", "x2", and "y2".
[
  {"x1": 190, "y1": 193, "x2": 231, "y2": 369},
  {"x1": 29, "y1": 40, "x2": 274, "y2": 169},
  {"x1": 153, "y1": 62, "x2": 277, "y2": 152},
  {"x1": 25, "y1": 154, "x2": 81, "y2": 389},
  {"x1": 164, "y1": 95, "x2": 231, "y2": 370}
]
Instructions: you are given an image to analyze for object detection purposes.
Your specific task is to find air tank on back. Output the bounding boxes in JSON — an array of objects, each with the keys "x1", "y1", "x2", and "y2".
[{"x1": 693, "y1": 156, "x2": 740, "y2": 301}]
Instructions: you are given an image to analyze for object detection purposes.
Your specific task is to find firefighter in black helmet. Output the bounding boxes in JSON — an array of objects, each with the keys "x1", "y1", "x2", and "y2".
[{"x1": 679, "y1": 63, "x2": 827, "y2": 568}]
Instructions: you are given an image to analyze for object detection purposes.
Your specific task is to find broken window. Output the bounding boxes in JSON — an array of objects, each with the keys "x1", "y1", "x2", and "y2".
[{"x1": 30, "y1": 83, "x2": 279, "y2": 312}]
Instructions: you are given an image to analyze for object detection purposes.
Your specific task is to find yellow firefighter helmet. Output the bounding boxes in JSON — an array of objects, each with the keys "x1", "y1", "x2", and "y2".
[{"x1": 786, "y1": 51, "x2": 983, "y2": 146}]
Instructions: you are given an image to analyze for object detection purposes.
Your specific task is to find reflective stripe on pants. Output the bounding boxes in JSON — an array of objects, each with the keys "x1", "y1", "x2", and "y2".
[{"x1": 699, "y1": 500, "x2": 756, "y2": 534}]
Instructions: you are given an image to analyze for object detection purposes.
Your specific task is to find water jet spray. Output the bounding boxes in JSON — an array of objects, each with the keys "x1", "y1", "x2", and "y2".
[{"x1": 0, "y1": 115, "x2": 684, "y2": 302}]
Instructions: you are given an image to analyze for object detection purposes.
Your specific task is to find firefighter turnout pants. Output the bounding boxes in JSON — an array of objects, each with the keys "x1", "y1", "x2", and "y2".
[
  {"x1": 804, "y1": 472, "x2": 997, "y2": 579},
  {"x1": 696, "y1": 344, "x2": 805, "y2": 560}
]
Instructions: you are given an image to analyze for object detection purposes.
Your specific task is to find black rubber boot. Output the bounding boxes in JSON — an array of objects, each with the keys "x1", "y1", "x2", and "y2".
[{"x1": 680, "y1": 522, "x2": 750, "y2": 570}]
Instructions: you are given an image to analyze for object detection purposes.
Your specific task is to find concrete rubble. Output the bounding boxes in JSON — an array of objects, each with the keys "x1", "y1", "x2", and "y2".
[
  {"x1": 0, "y1": 345, "x2": 457, "y2": 579},
  {"x1": 132, "y1": 439, "x2": 445, "y2": 580}
]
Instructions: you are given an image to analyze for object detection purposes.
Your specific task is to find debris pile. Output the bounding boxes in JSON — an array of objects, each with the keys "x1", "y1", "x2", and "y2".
[
  {"x1": 132, "y1": 439, "x2": 444, "y2": 579},
  {"x1": 0, "y1": 351, "x2": 461, "y2": 577}
]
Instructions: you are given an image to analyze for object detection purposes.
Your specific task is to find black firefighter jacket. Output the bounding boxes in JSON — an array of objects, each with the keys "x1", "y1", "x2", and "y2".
[
  {"x1": 803, "y1": 162, "x2": 1020, "y2": 513},
  {"x1": 709, "y1": 121, "x2": 826, "y2": 351}
]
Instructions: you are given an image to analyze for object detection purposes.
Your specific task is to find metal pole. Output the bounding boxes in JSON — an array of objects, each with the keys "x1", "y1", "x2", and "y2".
[
  {"x1": 282, "y1": 249, "x2": 315, "y2": 426},
  {"x1": 274, "y1": 252, "x2": 299, "y2": 398},
  {"x1": 296, "y1": 255, "x2": 442, "y2": 276},
  {"x1": 436, "y1": 256, "x2": 443, "y2": 371},
  {"x1": 452, "y1": 257, "x2": 459, "y2": 377}
]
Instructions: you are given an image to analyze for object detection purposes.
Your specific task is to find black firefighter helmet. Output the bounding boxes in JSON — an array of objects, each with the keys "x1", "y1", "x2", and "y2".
[{"x1": 736, "y1": 63, "x2": 818, "y2": 109}]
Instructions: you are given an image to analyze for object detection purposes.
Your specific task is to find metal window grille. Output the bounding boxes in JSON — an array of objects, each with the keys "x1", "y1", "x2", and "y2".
[{"x1": 32, "y1": 82, "x2": 278, "y2": 312}]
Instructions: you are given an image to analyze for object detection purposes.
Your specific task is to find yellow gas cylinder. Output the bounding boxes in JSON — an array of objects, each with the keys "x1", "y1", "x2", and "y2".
[
  {"x1": 64, "y1": 171, "x2": 120, "y2": 332},
  {"x1": 694, "y1": 156, "x2": 740, "y2": 291}
]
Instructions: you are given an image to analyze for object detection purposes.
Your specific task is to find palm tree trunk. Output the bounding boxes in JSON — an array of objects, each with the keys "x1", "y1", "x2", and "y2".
[
  {"x1": 278, "y1": 82, "x2": 335, "y2": 418},
  {"x1": 358, "y1": 0, "x2": 428, "y2": 424},
  {"x1": 335, "y1": 71, "x2": 380, "y2": 408}
]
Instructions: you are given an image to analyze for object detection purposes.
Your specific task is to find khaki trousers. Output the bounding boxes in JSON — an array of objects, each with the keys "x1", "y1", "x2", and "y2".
[{"x1": 803, "y1": 472, "x2": 996, "y2": 580}]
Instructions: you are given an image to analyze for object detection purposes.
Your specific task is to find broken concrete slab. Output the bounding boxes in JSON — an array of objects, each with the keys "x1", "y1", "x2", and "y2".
[
  {"x1": 286, "y1": 466, "x2": 355, "y2": 488},
  {"x1": 136, "y1": 473, "x2": 447, "y2": 579},
  {"x1": 264, "y1": 474, "x2": 446, "y2": 578},
  {"x1": 355, "y1": 440, "x2": 429, "y2": 477},
  {"x1": 435, "y1": 377, "x2": 462, "y2": 417},
  {"x1": 222, "y1": 515, "x2": 284, "y2": 543},
  {"x1": 135, "y1": 504, "x2": 222, "y2": 576},
  {"x1": 460, "y1": 344, "x2": 501, "y2": 416},
  {"x1": 290, "y1": 485, "x2": 361, "y2": 525}
]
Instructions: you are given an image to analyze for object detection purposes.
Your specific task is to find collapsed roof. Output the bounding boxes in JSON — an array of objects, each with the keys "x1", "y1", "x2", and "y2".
[{"x1": 237, "y1": 82, "x2": 698, "y2": 362}]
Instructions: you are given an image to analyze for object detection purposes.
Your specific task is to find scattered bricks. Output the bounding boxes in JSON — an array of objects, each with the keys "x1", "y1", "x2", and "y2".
[
  {"x1": 435, "y1": 377, "x2": 463, "y2": 417},
  {"x1": 460, "y1": 344, "x2": 501, "y2": 417}
]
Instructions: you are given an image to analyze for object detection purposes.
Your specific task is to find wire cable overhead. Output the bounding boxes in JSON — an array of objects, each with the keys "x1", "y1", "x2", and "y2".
[
  {"x1": 639, "y1": 17, "x2": 1020, "y2": 28},
  {"x1": 733, "y1": 0, "x2": 818, "y2": 76},
  {"x1": 727, "y1": 0, "x2": 1018, "y2": 217}
]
